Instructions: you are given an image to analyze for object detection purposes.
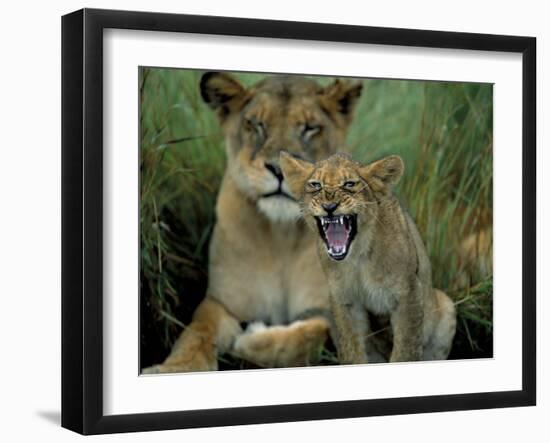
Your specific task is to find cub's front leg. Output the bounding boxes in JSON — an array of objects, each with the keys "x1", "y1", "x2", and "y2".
[
  {"x1": 329, "y1": 293, "x2": 369, "y2": 365},
  {"x1": 389, "y1": 280, "x2": 425, "y2": 362}
]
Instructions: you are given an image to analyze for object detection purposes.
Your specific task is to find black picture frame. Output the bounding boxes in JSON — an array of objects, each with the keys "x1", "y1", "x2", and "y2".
[{"x1": 61, "y1": 8, "x2": 536, "y2": 435}]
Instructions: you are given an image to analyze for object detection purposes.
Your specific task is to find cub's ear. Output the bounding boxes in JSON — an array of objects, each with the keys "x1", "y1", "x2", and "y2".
[
  {"x1": 200, "y1": 72, "x2": 246, "y2": 121},
  {"x1": 280, "y1": 152, "x2": 315, "y2": 199},
  {"x1": 320, "y1": 79, "x2": 363, "y2": 125},
  {"x1": 359, "y1": 155, "x2": 404, "y2": 192}
]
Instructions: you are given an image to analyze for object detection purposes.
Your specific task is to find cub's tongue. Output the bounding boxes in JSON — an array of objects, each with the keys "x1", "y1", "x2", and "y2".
[{"x1": 325, "y1": 222, "x2": 348, "y2": 250}]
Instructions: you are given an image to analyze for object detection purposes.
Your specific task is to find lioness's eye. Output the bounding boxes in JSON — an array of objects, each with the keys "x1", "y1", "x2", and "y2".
[
  {"x1": 246, "y1": 118, "x2": 266, "y2": 139},
  {"x1": 301, "y1": 123, "x2": 322, "y2": 141},
  {"x1": 343, "y1": 181, "x2": 357, "y2": 189},
  {"x1": 308, "y1": 181, "x2": 322, "y2": 191}
]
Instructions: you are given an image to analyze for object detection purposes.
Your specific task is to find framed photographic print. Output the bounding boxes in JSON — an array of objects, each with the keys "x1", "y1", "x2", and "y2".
[{"x1": 61, "y1": 8, "x2": 536, "y2": 435}]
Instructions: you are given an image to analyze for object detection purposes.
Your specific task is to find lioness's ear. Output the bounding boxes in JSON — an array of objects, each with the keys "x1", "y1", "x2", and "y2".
[
  {"x1": 200, "y1": 72, "x2": 246, "y2": 121},
  {"x1": 359, "y1": 155, "x2": 404, "y2": 192},
  {"x1": 280, "y1": 152, "x2": 315, "y2": 199},
  {"x1": 320, "y1": 79, "x2": 363, "y2": 125}
]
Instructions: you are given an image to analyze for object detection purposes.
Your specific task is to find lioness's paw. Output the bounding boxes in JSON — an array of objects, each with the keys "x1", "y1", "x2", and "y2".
[
  {"x1": 232, "y1": 319, "x2": 329, "y2": 368},
  {"x1": 141, "y1": 364, "x2": 163, "y2": 375},
  {"x1": 140, "y1": 362, "x2": 217, "y2": 374},
  {"x1": 231, "y1": 322, "x2": 270, "y2": 357},
  {"x1": 140, "y1": 353, "x2": 218, "y2": 374},
  {"x1": 244, "y1": 321, "x2": 267, "y2": 334},
  {"x1": 233, "y1": 323, "x2": 282, "y2": 357}
]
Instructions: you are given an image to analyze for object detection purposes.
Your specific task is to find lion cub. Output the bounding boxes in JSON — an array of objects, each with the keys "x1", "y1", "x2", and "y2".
[{"x1": 280, "y1": 152, "x2": 456, "y2": 364}]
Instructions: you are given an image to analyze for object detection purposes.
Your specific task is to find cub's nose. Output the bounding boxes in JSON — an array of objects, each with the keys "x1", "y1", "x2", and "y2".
[
  {"x1": 322, "y1": 202, "x2": 340, "y2": 214},
  {"x1": 264, "y1": 162, "x2": 283, "y2": 182}
]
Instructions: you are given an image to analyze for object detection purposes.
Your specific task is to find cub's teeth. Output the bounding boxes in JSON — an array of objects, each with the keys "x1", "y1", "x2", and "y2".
[{"x1": 340, "y1": 216, "x2": 344, "y2": 224}]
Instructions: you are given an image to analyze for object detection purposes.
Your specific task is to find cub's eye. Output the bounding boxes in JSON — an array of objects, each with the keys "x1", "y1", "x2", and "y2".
[
  {"x1": 301, "y1": 123, "x2": 322, "y2": 141},
  {"x1": 343, "y1": 181, "x2": 357, "y2": 189},
  {"x1": 308, "y1": 181, "x2": 322, "y2": 191}
]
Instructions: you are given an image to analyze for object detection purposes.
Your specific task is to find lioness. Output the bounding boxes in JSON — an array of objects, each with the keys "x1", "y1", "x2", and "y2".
[
  {"x1": 143, "y1": 72, "x2": 363, "y2": 372},
  {"x1": 280, "y1": 152, "x2": 457, "y2": 363}
]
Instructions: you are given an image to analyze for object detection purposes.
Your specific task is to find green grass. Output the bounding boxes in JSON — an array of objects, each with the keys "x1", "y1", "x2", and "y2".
[{"x1": 139, "y1": 68, "x2": 493, "y2": 368}]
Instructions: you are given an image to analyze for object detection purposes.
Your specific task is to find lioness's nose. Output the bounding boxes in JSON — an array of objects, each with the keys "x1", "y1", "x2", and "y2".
[
  {"x1": 322, "y1": 202, "x2": 339, "y2": 214},
  {"x1": 264, "y1": 162, "x2": 283, "y2": 182}
]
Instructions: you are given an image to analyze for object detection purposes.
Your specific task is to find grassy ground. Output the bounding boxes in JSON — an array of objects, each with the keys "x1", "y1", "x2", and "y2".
[{"x1": 139, "y1": 68, "x2": 493, "y2": 369}]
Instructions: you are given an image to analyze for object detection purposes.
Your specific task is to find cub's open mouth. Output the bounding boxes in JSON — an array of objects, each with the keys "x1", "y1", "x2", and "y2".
[{"x1": 315, "y1": 214, "x2": 357, "y2": 261}]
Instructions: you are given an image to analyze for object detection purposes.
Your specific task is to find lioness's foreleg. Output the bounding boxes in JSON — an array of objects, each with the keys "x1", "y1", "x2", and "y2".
[
  {"x1": 232, "y1": 316, "x2": 330, "y2": 368},
  {"x1": 142, "y1": 296, "x2": 242, "y2": 374}
]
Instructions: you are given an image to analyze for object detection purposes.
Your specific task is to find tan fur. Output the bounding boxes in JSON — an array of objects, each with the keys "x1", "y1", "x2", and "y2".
[
  {"x1": 280, "y1": 152, "x2": 457, "y2": 363},
  {"x1": 455, "y1": 227, "x2": 493, "y2": 289},
  {"x1": 143, "y1": 73, "x2": 362, "y2": 373}
]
